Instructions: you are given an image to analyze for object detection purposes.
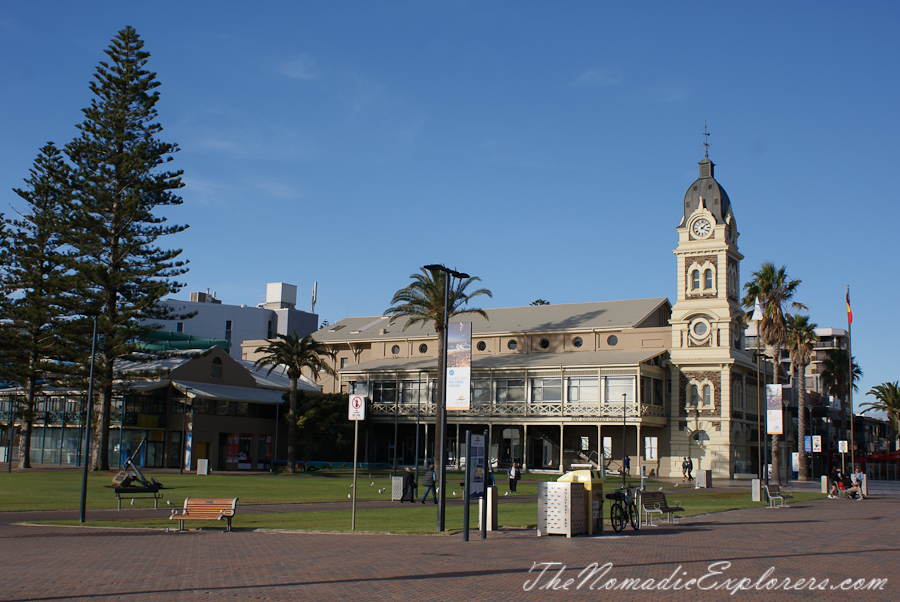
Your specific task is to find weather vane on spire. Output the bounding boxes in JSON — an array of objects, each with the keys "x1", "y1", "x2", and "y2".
[{"x1": 702, "y1": 121, "x2": 710, "y2": 158}]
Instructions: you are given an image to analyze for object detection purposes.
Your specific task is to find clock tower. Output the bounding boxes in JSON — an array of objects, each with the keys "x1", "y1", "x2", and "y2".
[{"x1": 668, "y1": 149, "x2": 752, "y2": 479}]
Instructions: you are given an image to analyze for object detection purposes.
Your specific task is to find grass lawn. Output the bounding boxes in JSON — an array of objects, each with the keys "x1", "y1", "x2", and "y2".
[
  {"x1": 0, "y1": 469, "x2": 430, "y2": 511},
  {"x1": 15, "y1": 470, "x2": 827, "y2": 534},
  {"x1": 0, "y1": 468, "x2": 643, "y2": 511},
  {"x1": 37, "y1": 502, "x2": 542, "y2": 534}
]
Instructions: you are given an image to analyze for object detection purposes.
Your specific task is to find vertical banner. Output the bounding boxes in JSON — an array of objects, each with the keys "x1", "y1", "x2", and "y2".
[
  {"x1": 766, "y1": 384, "x2": 783, "y2": 434},
  {"x1": 183, "y1": 432, "x2": 192, "y2": 471},
  {"x1": 446, "y1": 321, "x2": 472, "y2": 411},
  {"x1": 469, "y1": 433, "x2": 486, "y2": 498},
  {"x1": 812, "y1": 435, "x2": 822, "y2": 453}
]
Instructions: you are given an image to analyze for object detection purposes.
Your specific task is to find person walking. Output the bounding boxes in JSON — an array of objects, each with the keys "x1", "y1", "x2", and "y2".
[
  {"x1": 507, "y1": 462, "x2": 520, "y2": 493},
  {"x1": 686, "y1": 457, "x2": 694, "y2": 482},
  {"x1": 399, "y1": 467, "x2": 416, "y2": 503},
  {"x1": 420, "y1": 465, "x2": 437, "y2": 504},
  {"x1": 623, "y1": 455, "x2": 631, "y2": 476},
  {"x1": 682, "y1": 457, "x2": 690, "y2": 481}
]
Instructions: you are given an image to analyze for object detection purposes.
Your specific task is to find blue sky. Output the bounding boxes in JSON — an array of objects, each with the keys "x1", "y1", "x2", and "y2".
[{"x1": 2, "y1": 2, "x2": 898, "y2": 410}]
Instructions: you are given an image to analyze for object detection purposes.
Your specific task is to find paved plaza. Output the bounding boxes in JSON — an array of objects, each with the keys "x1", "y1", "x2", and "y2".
[{"x1": 0, "y1": 482, "x2": 897, "y2": 601}]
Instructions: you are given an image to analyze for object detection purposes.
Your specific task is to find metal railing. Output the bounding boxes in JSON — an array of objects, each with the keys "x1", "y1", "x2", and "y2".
[{"x1": 371, "y1": 400, "x2": 666, "y2": 420}]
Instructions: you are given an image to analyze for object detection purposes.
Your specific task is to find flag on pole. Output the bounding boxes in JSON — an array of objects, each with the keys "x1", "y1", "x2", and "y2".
[
  {"x1": 751, "y1": 296, "x2": 763, "y2": 321},
  {"x1": 846, "y1": 289, "x2": 853, "y2": 324}
]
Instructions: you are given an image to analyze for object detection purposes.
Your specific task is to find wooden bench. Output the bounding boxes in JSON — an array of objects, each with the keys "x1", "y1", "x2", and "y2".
[
  {"x1": 170, "y1": 498, "x2": 238, "y2": 532},
  {"x1": 763, "y1": 484, "x2": 793, "y2": 508},
  {"x1": 639, "y1": 491, "x2": 684, "y2": 526}
]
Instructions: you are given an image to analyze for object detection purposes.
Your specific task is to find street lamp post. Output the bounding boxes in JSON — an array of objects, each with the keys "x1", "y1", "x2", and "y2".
[
  {"x1": 180, "y1": 388, "x2": 191, "y2": 476},
  {"x1": 423, "y1": 264, "x2": 469, "y2": 533},
  {"x1": 79, "y1": 316, "x2": 98, "y2": 524},
  {"x1": 622, "y1": 393, "x2": 627, "y2": 489}
]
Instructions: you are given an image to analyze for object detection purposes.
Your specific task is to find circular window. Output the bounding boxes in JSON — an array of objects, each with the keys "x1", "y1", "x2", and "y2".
[
  {"x1": 539, "y1": 338, "x2": 550, "y2": 349},
  {"x1": 476, "y1": 341, "x2": 486, "y2": 351},
  {"x1": 607, "y1": 335, "x2": 618, "y2": 346},
  {"x1": 507, "y1": 340, "x2": 518, "y2": 350},
  {"x1": 419, "y1": 343, "x2": 427, "y2": 354},
  {"x1": 690, "y1": 318, "x2": 711, "y2": 340},
  {"x1": 391, "y1": 345, "x2": 400, "y2": 355},
  {"x1": 573, "y1": 336, "x2": 583, "y2": 348}
]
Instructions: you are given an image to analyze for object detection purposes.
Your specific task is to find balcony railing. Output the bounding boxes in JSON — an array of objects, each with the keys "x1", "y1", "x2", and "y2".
[{"x1": 370, "y1": 400, "x2": 666, "y2": 420}]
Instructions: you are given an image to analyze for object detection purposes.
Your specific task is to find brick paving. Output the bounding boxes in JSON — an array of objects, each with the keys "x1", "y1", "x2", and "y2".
[{"x1": 0, "y1": 484, "x2": 897, "y2": 601}]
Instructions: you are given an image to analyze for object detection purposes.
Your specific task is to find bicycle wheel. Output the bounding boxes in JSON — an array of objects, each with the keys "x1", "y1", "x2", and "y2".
[
  {"x1": 628, "y1": 502, "x2": 640, "y2": 530},
  {"x1": 610, "y1": 502, "x2": 626, "y2": 533}
]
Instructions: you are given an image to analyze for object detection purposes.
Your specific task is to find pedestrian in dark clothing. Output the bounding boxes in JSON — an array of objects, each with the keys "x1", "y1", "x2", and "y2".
[
  {"x1": 400, "y1": 467, "x2": 416, "y2": 502},
  {"x1": 420, "y1": 465, "x2": 437, "y2": 504}
]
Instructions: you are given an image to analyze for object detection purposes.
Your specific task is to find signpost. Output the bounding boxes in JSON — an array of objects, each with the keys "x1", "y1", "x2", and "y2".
[
  {"x1": 463, "y1": 431, "x2": 488, "y2": 542},
  {"x1": 349, "y1": 394, "x2": 366, "y2": 530}
]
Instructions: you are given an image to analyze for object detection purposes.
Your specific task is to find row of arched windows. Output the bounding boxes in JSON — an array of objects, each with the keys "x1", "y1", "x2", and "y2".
[{"x1": 687, "y1": 261, "x2": 716, "y2": 296}]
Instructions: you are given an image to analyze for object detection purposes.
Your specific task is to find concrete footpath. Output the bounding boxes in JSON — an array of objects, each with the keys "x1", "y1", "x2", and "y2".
[{"x1": 0, "y1": 483, "x2": 897, "y2": 601}]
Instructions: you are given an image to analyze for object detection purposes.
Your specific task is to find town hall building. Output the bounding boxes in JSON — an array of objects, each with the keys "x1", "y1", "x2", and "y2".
[{"x1": 245, "y1": 150, "x2": 770, "y2": 479}]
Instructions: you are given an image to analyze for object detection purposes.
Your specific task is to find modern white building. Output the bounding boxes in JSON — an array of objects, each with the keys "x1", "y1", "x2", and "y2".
[{"x1": 153, "y1": 283, "x2": 318, "y2": 360}]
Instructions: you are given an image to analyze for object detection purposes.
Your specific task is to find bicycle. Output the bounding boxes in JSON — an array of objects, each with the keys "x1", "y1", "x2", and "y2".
[{"x1": 606, "y1": 485, "x2": 641, "y2": 532}]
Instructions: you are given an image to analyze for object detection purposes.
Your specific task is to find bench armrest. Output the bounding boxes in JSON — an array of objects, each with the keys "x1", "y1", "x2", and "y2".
[{"x1": 675, "y1": 501, "x2": 683, "y2": 508}]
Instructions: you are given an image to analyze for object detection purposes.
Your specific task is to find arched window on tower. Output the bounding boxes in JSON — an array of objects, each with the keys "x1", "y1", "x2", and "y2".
[
  {"x1": 703, "y1": 384, "x2": 712, "y2": 406},
  {"x1": 692, "y1": 270, "x2": 700, "y2": 290},
  {"x1": 704, "y1": 269, "x2": 713, "y2": 290},
  {"x1": 690, "y1": 384, "x2": 700, "y2": 406},
  {"x1": 212, "y1": 357, "x2": 223, "y2": 378}
]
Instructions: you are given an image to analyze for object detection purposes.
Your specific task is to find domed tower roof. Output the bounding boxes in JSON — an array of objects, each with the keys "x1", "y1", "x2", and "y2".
[{"x1": 682, "y1": 153, "x2": 732, "y2": 226}]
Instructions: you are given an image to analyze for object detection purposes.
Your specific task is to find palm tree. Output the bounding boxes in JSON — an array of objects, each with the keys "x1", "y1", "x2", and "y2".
[
  {"x1": 385, "y1": 267, "x2": 491, "y2": 473},
  {"x1": 254, "y1": 334, "x2": 336, "y2": 474},
  {"x1": 820, "y1": 348, "x2": 862, "y2": 442},
  {"x1": 862, "y1": 382, "x2": 900, "y2": 451},
  {"x1": 530, "y1": 299, "x2": 549, "y2": 306},
  {"x1": 785, "y1": 314, "x2": 818, "y2": 481},
  {"x1": 742, "y1": 263, "x2": 805, "y2": 485}
]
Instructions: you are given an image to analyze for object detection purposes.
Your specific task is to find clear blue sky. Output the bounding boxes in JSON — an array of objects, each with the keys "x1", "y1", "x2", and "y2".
[{"x1": 2, "y1": 2, "x2": 898, "y2": 410}]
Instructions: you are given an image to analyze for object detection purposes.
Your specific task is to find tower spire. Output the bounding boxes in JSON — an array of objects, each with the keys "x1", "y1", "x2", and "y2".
[{"x1": 702, "y1": 121, "x2": 710, "y2": 158}]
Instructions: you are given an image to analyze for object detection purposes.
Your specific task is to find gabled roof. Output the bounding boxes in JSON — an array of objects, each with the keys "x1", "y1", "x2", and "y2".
[
  {"x1": 314, "y1": 298, "x2": 671, "y2": 343},
  {"x1": 115, "y1": 348, "x2": 321, "y2": 392}
]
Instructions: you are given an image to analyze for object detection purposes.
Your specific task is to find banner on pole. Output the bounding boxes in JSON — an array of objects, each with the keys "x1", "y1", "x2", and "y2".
[
  {"x1": 446, "y1": 322, "x2": 472, "y2": 411},
  {"x1": 766, "y1": 384, "x2": 783, "y2": 434},
  {"x1": 470, "y1": 434, "x2": 486, "y2": 498},
  {"x1": 812, "y1": 435, "x2": 822, "y2": 453}
]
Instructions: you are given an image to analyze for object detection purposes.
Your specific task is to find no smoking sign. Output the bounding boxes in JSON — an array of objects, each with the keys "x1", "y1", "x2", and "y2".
[{"x1": 348, "y1": 394, "x2": 366, "y2": 420}]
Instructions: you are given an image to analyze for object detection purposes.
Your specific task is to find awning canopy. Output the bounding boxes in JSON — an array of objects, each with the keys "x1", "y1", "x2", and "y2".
[{"x1": 171, "y1": 380, "x2": 287, "y2": 405}]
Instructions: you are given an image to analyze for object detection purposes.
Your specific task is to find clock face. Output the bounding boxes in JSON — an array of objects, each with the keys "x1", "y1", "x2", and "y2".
[{"x1": 692, "y1": 218, "x2": 711, "y2": 237}]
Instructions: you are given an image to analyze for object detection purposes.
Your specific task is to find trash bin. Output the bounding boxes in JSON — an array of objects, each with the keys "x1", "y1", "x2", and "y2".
[
  {"x1": 478, "y1": 485, "x2": 498, "y2": 530},
  {"x1": 751, "y1": 478, "x2": 762, "y2": 502},
  {"x1": 557, "y1": 469, "x2": 604, "y2": 535},
  {"x1": 391, "y1": 476, "x2": 404, "y2": 501},
  {"x1": 537, "y1": 481, "x2": 586, "y2": 538}
]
